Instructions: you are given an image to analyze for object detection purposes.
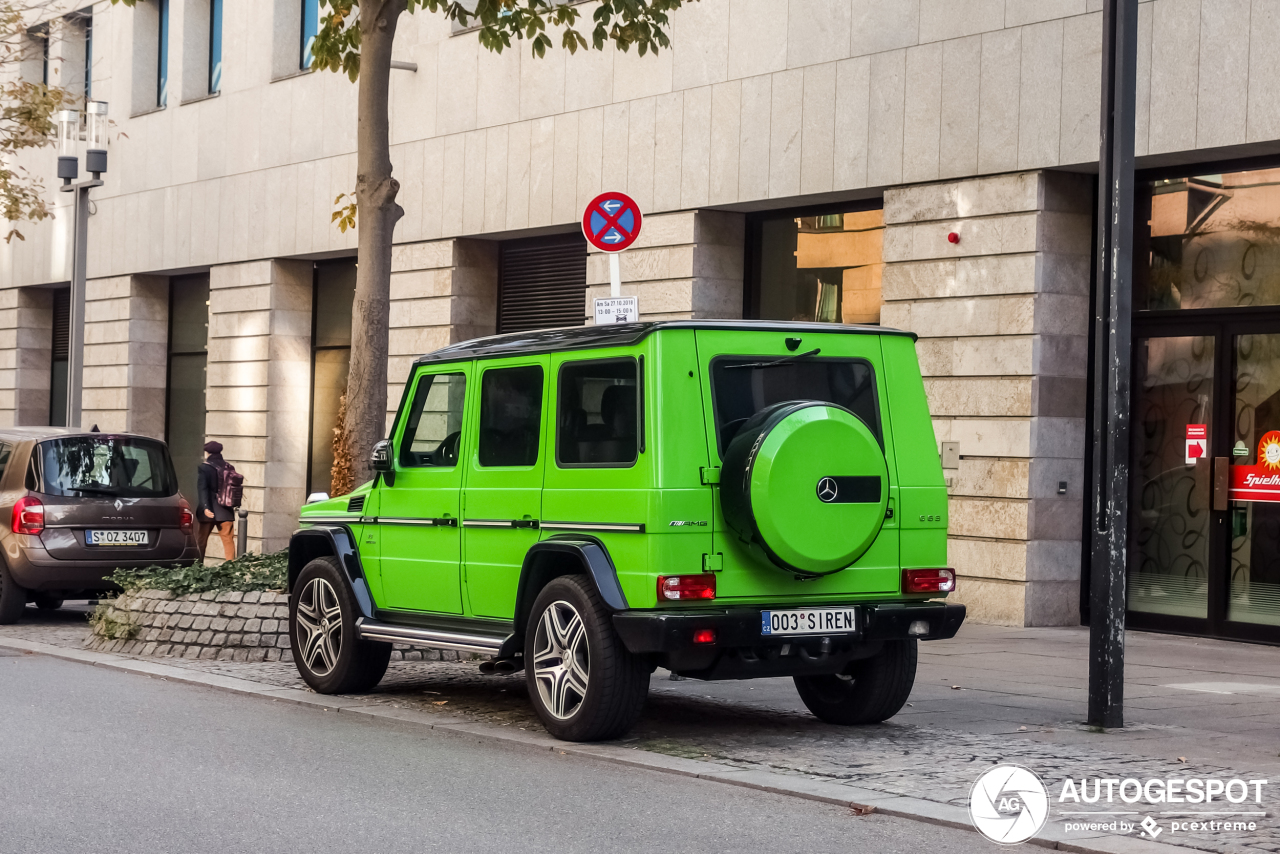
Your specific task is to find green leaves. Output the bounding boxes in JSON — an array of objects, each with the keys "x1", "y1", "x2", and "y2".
[
  {"x1": 332, "y1": 192, "x2": 358, "y2": 233},
  {"x1": 313, "y1": 0, "x2": 698, "y2": 78},
  {"x1": 108, "y1": 550, "x2": 290, "y2": 597}
]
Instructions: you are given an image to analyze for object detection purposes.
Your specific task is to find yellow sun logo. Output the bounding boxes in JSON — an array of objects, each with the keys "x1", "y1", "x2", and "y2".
[{"x1": 1260, "y1": 431, "x2": 1280, "y2": 471}]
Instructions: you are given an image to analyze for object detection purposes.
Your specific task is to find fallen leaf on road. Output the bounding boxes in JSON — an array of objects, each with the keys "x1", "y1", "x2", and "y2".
[
  {"x1": 951, "y1": 685, "x2": 962, "y2": 690},
  {"x1": 1018, "y1": 726, "x2": 1027, "y2": 731},
  {"x1": 432, "y1": 700, "x2": 448, "y2": 705},
  {"x1": 1178, "y1": 756, "x2": 1187, "y2": 762}
]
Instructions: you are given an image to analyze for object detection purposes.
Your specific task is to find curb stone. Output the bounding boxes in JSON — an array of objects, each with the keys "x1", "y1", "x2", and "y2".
[{"x1": 0, "y1": 636, "x2": 1191, "y2": 854}]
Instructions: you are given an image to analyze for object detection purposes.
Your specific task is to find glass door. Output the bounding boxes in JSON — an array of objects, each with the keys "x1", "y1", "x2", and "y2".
[{"x1": 1127, "y1": 316, "x2": 1280, "y2": 642}]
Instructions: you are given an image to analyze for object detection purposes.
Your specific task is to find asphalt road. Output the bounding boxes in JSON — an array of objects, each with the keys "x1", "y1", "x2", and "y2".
[{"x1": 0, "y1": 651, "x2": 994, "y2": 854}]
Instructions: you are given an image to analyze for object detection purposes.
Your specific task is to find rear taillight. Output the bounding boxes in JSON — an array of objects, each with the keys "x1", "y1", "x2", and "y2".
[
  {"x1": 658, "y1": 574, "x2": 717, "y2": 601},
  {"x1": 178, "y1": 500, "x2": 193, "y2": 534},
  {"x1": 903, "y1": 568, "x2": 956, "y2": 594},
  {"x1": 12, "y1": 496, "x2": 44, "y2": 535}
]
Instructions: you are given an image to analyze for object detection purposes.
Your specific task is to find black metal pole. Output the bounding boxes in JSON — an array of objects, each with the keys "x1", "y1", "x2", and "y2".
[{"x1": 1088, "y1": 0, "x2": 1138, "y2": 729}]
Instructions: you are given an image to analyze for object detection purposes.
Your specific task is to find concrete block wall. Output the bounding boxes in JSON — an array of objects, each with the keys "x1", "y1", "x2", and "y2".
[
  {"x1": 207, "y1": 260, "x2": 313, "y2": 554},
  {"x1": 584, "y1": 210, "x2": 746, "y2": 321},
  {"x1": 0, "y1": 287, "x2": 54, "y2": 427},
  {"x1": 386, "y1": 239, "x2": 498, "y2": 433},
  {"x1": 82, "y1": 275, "x2": 169, "y2": 438},
  {"x1": 881, "y1": 170, "x2": 1092, "y2": 627}
]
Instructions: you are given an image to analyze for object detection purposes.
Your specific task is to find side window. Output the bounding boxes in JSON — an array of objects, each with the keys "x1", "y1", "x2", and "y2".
[
  {"x1": 556, "y1": 359, "x2": 638, "y2": 467},
  {"x1": 0, "y1": 443, "x2": 12, "y2": 481},
  {"x1": 478, "y1": 365, "x2": 544, "y2": 467},
  {"x1": 399, "y1": 372, "x2": 467, "y2": 467}
]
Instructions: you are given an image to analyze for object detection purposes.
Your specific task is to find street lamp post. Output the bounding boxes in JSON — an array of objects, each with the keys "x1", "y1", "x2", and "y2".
[{"x1": 55, "y1": 101, "x2": 108, "y2": 430}]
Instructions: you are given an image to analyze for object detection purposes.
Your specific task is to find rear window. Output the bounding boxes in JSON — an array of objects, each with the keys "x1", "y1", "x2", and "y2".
[
  {"x1": 710, "y1": 357, "x2": 881, "y2": 456},
  {"x1": 36, "y1": 437, "x2": 178, "y2": 498}
]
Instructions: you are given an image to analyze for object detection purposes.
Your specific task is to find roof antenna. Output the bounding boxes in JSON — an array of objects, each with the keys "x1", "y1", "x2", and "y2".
[{"x1": 90, "y1": 424, "x2": 100, "y2": 432}]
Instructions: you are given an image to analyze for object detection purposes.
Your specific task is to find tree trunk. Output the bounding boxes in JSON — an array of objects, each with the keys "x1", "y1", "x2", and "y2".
[{"x1": 343, "y1": 0, "x2": 406, "y2": 485}]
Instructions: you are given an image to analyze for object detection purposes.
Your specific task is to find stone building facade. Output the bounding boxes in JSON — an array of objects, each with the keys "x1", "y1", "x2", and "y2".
[{"x1": 5, "y1": 0, "x2": 1280, "y2": 632}]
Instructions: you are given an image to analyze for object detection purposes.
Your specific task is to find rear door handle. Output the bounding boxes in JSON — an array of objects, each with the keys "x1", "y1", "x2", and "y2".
[{"x1": 1213, "y1": 457, "x2": 1230, "y2": 512}]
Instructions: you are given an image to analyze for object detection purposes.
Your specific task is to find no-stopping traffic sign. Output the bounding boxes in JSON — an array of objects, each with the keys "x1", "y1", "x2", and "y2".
[{"x1": 582, "y1": 191, "x2": 643, "y2": 252}]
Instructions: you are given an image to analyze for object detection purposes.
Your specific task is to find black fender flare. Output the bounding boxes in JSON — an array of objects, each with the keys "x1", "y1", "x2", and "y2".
[
  {"x1": 510, "y1": 534, "x2": 629, "y2": 651},
  {"x1": 288, "y1": 526, "x2": 375, "y2": 620}
]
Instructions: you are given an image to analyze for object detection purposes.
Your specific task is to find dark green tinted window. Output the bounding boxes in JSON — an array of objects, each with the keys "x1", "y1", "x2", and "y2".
[
  {"x1": 710, "y1": 357, "x2": 880, "y2": 455},
  {"x1": 556, "y1": 359, "x2": 638, "y2": 467},
  {"x1": 479, "y1": 366, "x2": 543, "y2": 467},
  {"x1": 400, "y1": 372, "x2": 467, "y2": 467}
]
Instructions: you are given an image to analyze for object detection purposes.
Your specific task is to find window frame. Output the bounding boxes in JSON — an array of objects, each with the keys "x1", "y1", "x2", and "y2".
[
  {"x1": 397, "y1": 369, "x2": 469, "y2": 470},
  {"x1": 706, "y1": 354, "x2": 883, "y2": 459},
  {"x1": 209, "y1": 0, "x2": 223, "y2": 94},
  {"x1": 554, "y1": 356, "x2": 642, "y2": 470},
  {"x1": 476, "y1": 363, "x2": 545, "y2": 469},
  {"x1": 300, "y1": 0, "x2": 319, "y2": 69},
  {"x1": 157, "y1": 0, "x2": 170, "y2": 107}
]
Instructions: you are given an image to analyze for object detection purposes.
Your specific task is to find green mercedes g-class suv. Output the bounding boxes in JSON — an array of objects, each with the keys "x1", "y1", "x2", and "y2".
[{"x1": 288, "y1": 321, "x2": 963, "y2": 741}]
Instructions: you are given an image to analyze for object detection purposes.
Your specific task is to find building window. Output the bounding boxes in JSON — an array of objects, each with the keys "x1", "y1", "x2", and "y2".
[
  {"x1": 209, "y1": 0, "x2": 223, "y2": 93},
  {"x1": 1136, "y1": 169, "x2": 1280, "y2": 311},
  {"x1": 498, "y1": 234, "x2": 588, "y2": 333},
  {"x1": 157, "y1": 0, "x2": 170, "y2": 106},
  {"x1": 50, "y1": 288, "x2": 69, "y2": 427},
  {"x1": 308, "y1": 260, "x2": 357, "y2": 495},
  {"x1": 166, "y1": 275, "x2": 210, "y2": 504},
  {"x1": 746, "y1": 205, "x2": 885, "y2": 325},
  {"x1": 301, "y1": 0, "x2": 319, "y2": 69}
]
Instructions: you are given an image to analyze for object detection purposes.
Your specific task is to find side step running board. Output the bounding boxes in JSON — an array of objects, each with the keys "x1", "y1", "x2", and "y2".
[{"x1": 355, "y1": 618, "x2": 505, "y2": 655}]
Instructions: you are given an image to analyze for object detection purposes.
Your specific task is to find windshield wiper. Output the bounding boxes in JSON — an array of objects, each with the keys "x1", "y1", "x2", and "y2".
[
  {"x1": 69, "y1": 485, "x2": 119, "y2": 496},
  {"x1": 724, "y1": 348, "x2": 821, "y2": 370}
]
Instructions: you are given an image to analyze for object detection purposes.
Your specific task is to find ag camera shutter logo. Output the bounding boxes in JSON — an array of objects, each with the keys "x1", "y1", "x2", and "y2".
[{"x1": 970, "y1": 765, "x2": 1050, "y2": 844}]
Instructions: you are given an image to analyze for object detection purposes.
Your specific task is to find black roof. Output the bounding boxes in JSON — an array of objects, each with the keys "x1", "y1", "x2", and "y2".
[{"x1": 413, "y1": 320, "x2": 916, "y2": 366}]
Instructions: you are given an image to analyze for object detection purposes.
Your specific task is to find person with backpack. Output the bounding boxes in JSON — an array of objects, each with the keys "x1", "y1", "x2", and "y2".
[{"x1": 196, "y1": 440, "x2": 243, "y2": 560}]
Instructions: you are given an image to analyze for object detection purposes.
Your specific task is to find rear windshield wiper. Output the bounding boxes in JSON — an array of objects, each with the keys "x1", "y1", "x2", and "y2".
[
  {"x1": 68, "y1": 485, "x2": 119, "y2": 496},
  {"x1": 724, "y1": 348, "x2": 822, "y2": 370}
]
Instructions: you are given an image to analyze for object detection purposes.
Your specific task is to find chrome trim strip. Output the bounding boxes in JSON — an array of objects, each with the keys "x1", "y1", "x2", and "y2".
[
  {"x1": 355, "y1": 619, "x2": 504, "y2": 654},
  {"x1": 377, "y1": 516, "x2": 448, "y2": 527},
  {"x1": 540, "y1": 522, "x2": 646, "y2": 533},
  {"x1": 462, "y1": 519, "x2": 516, "y2": 528},
  {"x1": 299, "y1": 516, "x2": 359, "y2": 524}
]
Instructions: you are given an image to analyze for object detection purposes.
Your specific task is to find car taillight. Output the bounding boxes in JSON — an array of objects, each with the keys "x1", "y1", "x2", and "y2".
[
  {"x1": 692, "y1": 629, "x2": 717, "y2": 644},
  {"x1": 903, "y1": 568, "x2": 956, "y2": 594},
  {"x1": 178, "y1": 500, "x2": 193, "y2": 534},
  {"x1": 12, "y1": 496, "x2": 44, "y2": 535},
  {"x1": 658, "y1": 574, "x2": 716, "y2": 601}
]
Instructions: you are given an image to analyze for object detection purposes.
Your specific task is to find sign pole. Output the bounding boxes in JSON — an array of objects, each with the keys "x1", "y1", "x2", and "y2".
[
  {"x1": 609, "y1": 253, "x2": 622, "y2": 298},
  {"x1": 1088, "y1": 0, "x2": 1138, "y2": 730}
]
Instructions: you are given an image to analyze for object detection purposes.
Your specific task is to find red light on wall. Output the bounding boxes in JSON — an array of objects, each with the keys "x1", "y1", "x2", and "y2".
[{"x1": 947, "y1": 232, "x2": 961, "y2": 244}]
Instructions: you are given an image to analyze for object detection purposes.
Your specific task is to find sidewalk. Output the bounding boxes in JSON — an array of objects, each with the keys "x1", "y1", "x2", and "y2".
[{"x1": 6, "y1": 610, "x2": 1280, "y2": 853}]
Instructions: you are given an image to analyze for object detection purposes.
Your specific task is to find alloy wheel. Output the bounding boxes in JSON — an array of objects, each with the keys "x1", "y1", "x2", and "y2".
[
  {"x1": 296, "y1": 577, "x2": 343, "y2": 676},
  {"x1": 532, "y1": 599, "x2": 590, "y2": 720}
]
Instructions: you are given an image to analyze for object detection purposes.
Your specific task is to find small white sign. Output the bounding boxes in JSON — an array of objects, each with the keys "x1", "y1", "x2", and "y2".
[{"x1": 594, "y1": 296, "x2": 639, "y2": 325}]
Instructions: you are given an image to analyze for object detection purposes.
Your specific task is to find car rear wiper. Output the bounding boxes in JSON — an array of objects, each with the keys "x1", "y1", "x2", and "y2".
[
  {"x1": 69, "y1": 485, "x2": 119, "y2": 496},
  {"x1": 724, "y1": 348, "x2": 821, "y2": 370}
]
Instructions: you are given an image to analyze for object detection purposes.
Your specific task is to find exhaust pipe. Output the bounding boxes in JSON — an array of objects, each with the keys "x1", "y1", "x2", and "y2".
[
  {"x1": 493, "y1": 657, "x2": 525, "y2": 674},
  {"x1": 478, "y1": 660, "x2": 498, "y2": 674}
]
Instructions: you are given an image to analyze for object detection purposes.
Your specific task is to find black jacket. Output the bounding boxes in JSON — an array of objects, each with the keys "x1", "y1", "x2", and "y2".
[{"x1": 197, "y1": 455, "x2": 234, "y2": 524}]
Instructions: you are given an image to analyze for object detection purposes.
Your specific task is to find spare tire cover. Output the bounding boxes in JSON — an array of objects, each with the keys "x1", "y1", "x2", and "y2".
[{"x1": 721, "y1": 401, "x2": 889, "y2": 576}]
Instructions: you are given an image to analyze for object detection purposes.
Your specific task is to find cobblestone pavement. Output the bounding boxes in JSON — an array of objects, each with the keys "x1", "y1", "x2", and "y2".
[{"x1": 9, "y1": 606, "x2": 1280, "y2": 853}]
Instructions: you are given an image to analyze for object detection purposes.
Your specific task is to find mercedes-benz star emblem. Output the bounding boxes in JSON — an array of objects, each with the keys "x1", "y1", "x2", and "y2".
[{"x1": 816, "y1": 477, "x2": 839, "y2": 503}]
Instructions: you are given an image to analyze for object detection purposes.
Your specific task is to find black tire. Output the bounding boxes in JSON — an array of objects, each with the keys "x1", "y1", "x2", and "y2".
[
  {"x1": 0, "y1": 561, "x2": 27, "y2": 625},
  {"x1": 34, "y1": 593, "x2": 63, "y2": 611},
  {"x1": 289, "y1": 557, "x2": 391, "y2": 694},
  {"x1": 793, "y1": 640, "x2": 917, "y2": 725},
  {"x1": 525, "y1": 575, "x2": 648, "y2": 742}
]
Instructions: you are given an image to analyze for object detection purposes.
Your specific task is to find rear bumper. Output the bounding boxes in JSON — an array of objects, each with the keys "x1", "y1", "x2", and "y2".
[
  {"x1": 5, "y1": 537, "x2": 200, "y2": 592},
  {"x1": 613, "y1": 601, "x2": 965, "y2": 680}
]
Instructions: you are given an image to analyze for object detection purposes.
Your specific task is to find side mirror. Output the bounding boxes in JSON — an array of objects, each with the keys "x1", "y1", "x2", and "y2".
[
  {"x1": 305, "y1": 492, "x2": 329, "y2": 505},
  {"x1": 372, "y1": 440, "x2": 392, "y2": 473},
  {"x1": 372, "y1": 439, "x2": 395, "y2": 486}
]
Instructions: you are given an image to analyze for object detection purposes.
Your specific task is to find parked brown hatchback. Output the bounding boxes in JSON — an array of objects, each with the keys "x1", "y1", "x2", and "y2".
[{"x1": 0, "y1": 428, "x2": 200, "y2": 623}]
